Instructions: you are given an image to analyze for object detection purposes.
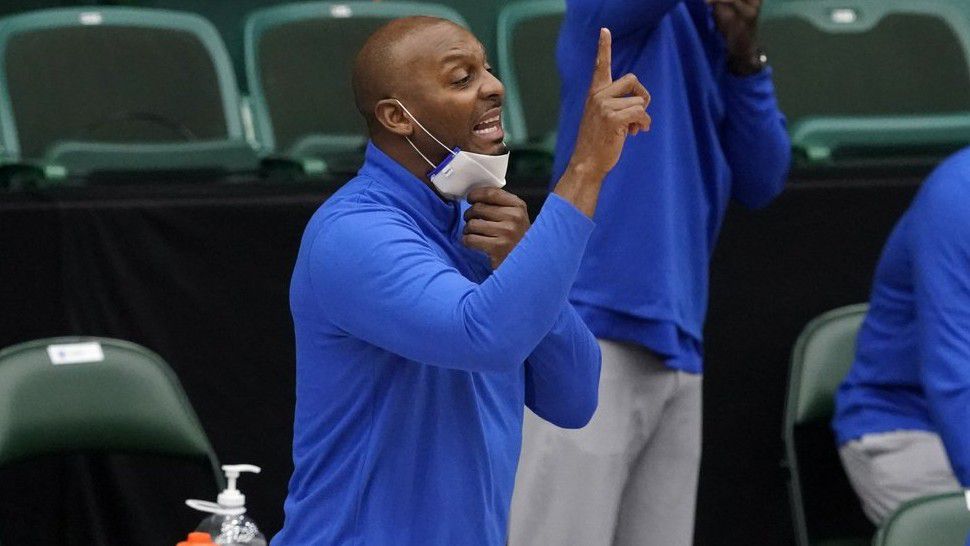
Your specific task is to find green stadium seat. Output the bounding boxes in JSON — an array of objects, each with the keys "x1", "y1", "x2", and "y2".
[
  {"x1": 0, "y1": 337, "x2": 223, "y2": 488},
  {"x1": 760, "y1": 0, "x2": 970, "y2": 166},
  {"x1": 110, "y1": 0, "x2": 283, "y2": 91},
  {"x1": 0, "y1": 7, "x2": 260, "y2": 182},
  {"x1": 244, "y1": 1, "x2": 468, "y2": 174},
  {"x1": 873, "y1": 492, "x2": 970, "y2": 546},
  {"x1": 784, "y1": 304, "x2": 874, "y2": 546},
  {"x1": 119, "y1": 1, "x2": 507, "y2": 84},
  {"x1": 497, "y1": 0, "x2": 564, "y2": 154}
]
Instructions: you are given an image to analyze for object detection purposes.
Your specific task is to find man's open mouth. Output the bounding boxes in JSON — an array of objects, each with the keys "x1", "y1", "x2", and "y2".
[{"x1": 473, "y1": 108, "x2": 503, "y2": 136}]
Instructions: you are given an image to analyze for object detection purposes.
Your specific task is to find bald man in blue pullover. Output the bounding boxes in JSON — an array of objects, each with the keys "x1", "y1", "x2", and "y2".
[
  {"x1": 834, "y1": 147, "x2": 970, "y2": 525},
  {"x1": 273, "y1": 17, "x2": 652, "y2": 546},
  {"x1": 510, "y1": 1, "x2": 790, "y2": 545}
]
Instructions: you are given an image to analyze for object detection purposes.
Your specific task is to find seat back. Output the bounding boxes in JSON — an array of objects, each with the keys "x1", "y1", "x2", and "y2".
[
  {"x1": 0, "y1": 337, "x2": 221, "y2": 486},
  {"x1": 497, "y1": 0, "x2": 564, "y2": 150},
  {"x1": 0, "y1": 7, "x2": 256, "y2": 176},
  {"x1": 123, "y1": 0, "x2": 284, "y2": 90},
  {"x1": 760, "y1": 0, "x2": 970, "y2": 164},
  {"x1": 784, "y1": 304, "x2": 873, "y2": 545},
  {"x1": 789, "y1": 304, "x2": 868, "y2": 426},
  {"x1": 245, "y1": 1, "x2": 468, "y2": 161},
  {"x1": 874, "y1": 492, "x2": 970, "y2": 546}
]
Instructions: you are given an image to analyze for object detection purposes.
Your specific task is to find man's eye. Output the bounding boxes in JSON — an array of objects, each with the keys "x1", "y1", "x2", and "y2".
[{"x1": 454, "y1": 74, "x2": 472, "y2": 86}]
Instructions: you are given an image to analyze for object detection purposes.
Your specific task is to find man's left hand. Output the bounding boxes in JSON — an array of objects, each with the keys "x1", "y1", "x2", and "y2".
[
  {"x1": 462, "y1": 187, "x2": 531, "y2": 270},
  {"x1": 707, "y1": 0, "x2": 763, "y2": 76}
]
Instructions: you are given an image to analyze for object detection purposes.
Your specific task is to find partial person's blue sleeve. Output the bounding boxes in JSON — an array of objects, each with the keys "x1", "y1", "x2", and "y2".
[
  {"x1": 566, "y1": 0, "x2": 683, "y2": 37},
  {"x1": 525, "y1": 305, "x2": 601, "y2": 428},
  {"x1": 912, "y1": 166, "x2": 970, "y2": 486},
  {"x1": 720, "y1": 69, "x2": 791, "y2": 209},
  {"x1": 308, "y1": 194, "x2": 594, "y2": 373}
]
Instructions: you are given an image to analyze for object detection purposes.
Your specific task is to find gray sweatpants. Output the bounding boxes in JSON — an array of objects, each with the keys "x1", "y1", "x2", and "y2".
[
  {"x1": 509, "y1": 339, "x2": 702, "y2": 546},
  {"x1": 840, "y1": 430, "x2": 961, "y2": 525}
]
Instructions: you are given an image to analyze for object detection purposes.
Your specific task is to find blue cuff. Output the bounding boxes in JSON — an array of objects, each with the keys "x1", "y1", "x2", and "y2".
[
  {"x1": 541, "y1": 192, "x2": 597, "y2": 234},
  {"x1": 723, "y1": 66, "x2": 777, "y2": 99}
]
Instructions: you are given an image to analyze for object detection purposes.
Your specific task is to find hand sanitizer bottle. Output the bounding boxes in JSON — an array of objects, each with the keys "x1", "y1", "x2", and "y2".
[{"x1": 186, "y1": 464, "x2": 267, "y2": 546}]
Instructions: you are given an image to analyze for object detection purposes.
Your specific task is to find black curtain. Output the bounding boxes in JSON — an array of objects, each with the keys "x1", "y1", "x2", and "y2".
[{"x1": 0, "y1": 174, "x2": 922, "y2": 545}]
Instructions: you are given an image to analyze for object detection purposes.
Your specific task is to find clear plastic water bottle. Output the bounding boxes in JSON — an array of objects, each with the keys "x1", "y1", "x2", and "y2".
[{"x1": 186, "y1": 464, "x2": 267, "y2": 546}]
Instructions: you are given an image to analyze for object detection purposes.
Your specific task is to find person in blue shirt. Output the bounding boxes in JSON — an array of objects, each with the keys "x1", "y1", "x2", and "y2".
[
  {"x1": 272, "y1": 17, "x2": 651, "y2": 546},
  {"x1": 833, "y1": 147, "x2": 970, "y2": 525},
  {"x1": 510, "y1": 1, "x2": 790, "y2": 545}
]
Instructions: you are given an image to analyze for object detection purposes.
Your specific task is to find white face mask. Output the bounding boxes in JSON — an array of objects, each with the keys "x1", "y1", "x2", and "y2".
[{"x1": 394, "y1": 99, "x2": 509, "y2": 201}]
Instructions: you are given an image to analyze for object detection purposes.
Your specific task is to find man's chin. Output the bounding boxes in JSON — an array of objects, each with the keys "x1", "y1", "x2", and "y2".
[{"x1": 465, "y1": 139, "x2": 508, "y2": 156}]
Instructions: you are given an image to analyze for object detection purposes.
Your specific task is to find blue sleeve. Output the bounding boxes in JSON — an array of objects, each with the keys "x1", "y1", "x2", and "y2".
[
  {"x1": 524, "y1": 305, "x2": 601, "y2": 428},
  {"x1": 308, "y1": 193, "x2": 595, "y2": 374},
  {"x1": 720, "y1": 68, "x2": 792, "y2": 209},
  {"x1": 566, "y1": 0, "x2": 683, "y2": 37},
  {"x1": 912, "y1": 166, "x2": 970, "y2": 486}
]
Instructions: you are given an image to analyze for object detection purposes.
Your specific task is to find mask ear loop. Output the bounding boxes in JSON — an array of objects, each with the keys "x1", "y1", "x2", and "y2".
[
  {"x1": 405, "y1": 137, "x2": 437, "y2": 170},
  {"x1": 392, "y1": 99, "x2": 459, "y2": 169}
]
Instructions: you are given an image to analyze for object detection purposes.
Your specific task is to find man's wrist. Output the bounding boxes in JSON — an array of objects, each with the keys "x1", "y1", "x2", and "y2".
[
  {"x1": 564, "y1": 160, "x2": 608, "y2": 185},
  {"x1": 553, "y1": 161, "x2": 607, "y2": 219},
  {"x1": 727, "y1": 47, "x2": 767, "y2": 77}
]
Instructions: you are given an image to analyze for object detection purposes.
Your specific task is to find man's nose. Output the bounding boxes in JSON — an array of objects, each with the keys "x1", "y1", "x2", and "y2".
[{"x1": 480, "y1": 70, "x2": 505, "y2": 101}]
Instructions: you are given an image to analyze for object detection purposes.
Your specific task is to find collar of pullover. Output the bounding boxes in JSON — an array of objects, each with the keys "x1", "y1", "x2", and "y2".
[{"x1": 359, "y1": 141, "x2": 460, "y2": 233}]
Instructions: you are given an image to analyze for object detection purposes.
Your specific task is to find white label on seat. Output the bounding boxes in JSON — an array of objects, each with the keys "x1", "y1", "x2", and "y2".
[
  {"x1": 331, "y1": 4, "x2": 353, "y2": 18},
  {"x1": 47, "y1": 342, "x2": 104, "y2": 365},
  {"x1": 79, "y1": 12, "x2": 104, "y2": 25},
  {"x1": 830, "y1": 8, "x2": 858, "y2": 24}
]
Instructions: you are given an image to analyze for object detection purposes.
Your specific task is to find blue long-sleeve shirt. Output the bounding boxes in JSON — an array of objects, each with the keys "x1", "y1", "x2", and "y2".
[
  {"x1": 555, "y1": 0, "x2": 791, "y2": 372},
  {"x1": 272, "y1": 143, "x2": 601, "y2": 546},
  {"x1": 833, "y1": 147, "x2": 970, "y2": 486}
]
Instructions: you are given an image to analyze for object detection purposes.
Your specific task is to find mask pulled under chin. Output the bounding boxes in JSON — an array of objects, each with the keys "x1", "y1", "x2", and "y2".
[
  {"x1": 426, "y1": 147, "x2": 509, "y2": 200},
  {"x1": 394, "y1": 99, "x2": 509, "y2": 201}
]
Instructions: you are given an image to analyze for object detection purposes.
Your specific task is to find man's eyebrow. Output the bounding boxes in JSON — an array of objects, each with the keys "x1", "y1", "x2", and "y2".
[
  {"x1": 439, "y1": 50, "x2": 475, "y2": 65},
  {"x1": 438, "y1": 43, "x2": 487, "y2": 66}
]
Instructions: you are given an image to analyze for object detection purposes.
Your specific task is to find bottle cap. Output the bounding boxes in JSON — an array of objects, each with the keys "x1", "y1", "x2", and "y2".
[{"x1": 177, "y1": 531, "x2": 215, "y2": 545}]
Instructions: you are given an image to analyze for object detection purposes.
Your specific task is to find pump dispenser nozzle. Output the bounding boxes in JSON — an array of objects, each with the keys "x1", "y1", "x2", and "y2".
[
  {"x1": 218, "y1": 464, "x2": 261, "y2": 508},
  {"x1": 186, "y1": 464, "x2": 262, "y2": 516}
]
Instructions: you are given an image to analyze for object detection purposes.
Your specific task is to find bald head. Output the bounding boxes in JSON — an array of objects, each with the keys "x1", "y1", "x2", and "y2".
[
  {"x1": 350, "y1": 16, "x2": 505, "y2": 172},
  {"x1": 352, "y1": 16, "x2": 466, "y2": 131}
]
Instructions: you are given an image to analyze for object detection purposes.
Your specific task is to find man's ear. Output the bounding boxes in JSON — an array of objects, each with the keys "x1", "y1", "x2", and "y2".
[{"x1": 374, "y1": 99, "x2": 413, "y2": 137}]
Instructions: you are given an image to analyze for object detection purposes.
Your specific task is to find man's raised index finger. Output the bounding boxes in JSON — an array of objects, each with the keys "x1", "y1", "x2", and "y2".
[{"x1": 590, "y1": 27, "x2": 613, "y2": 93}]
